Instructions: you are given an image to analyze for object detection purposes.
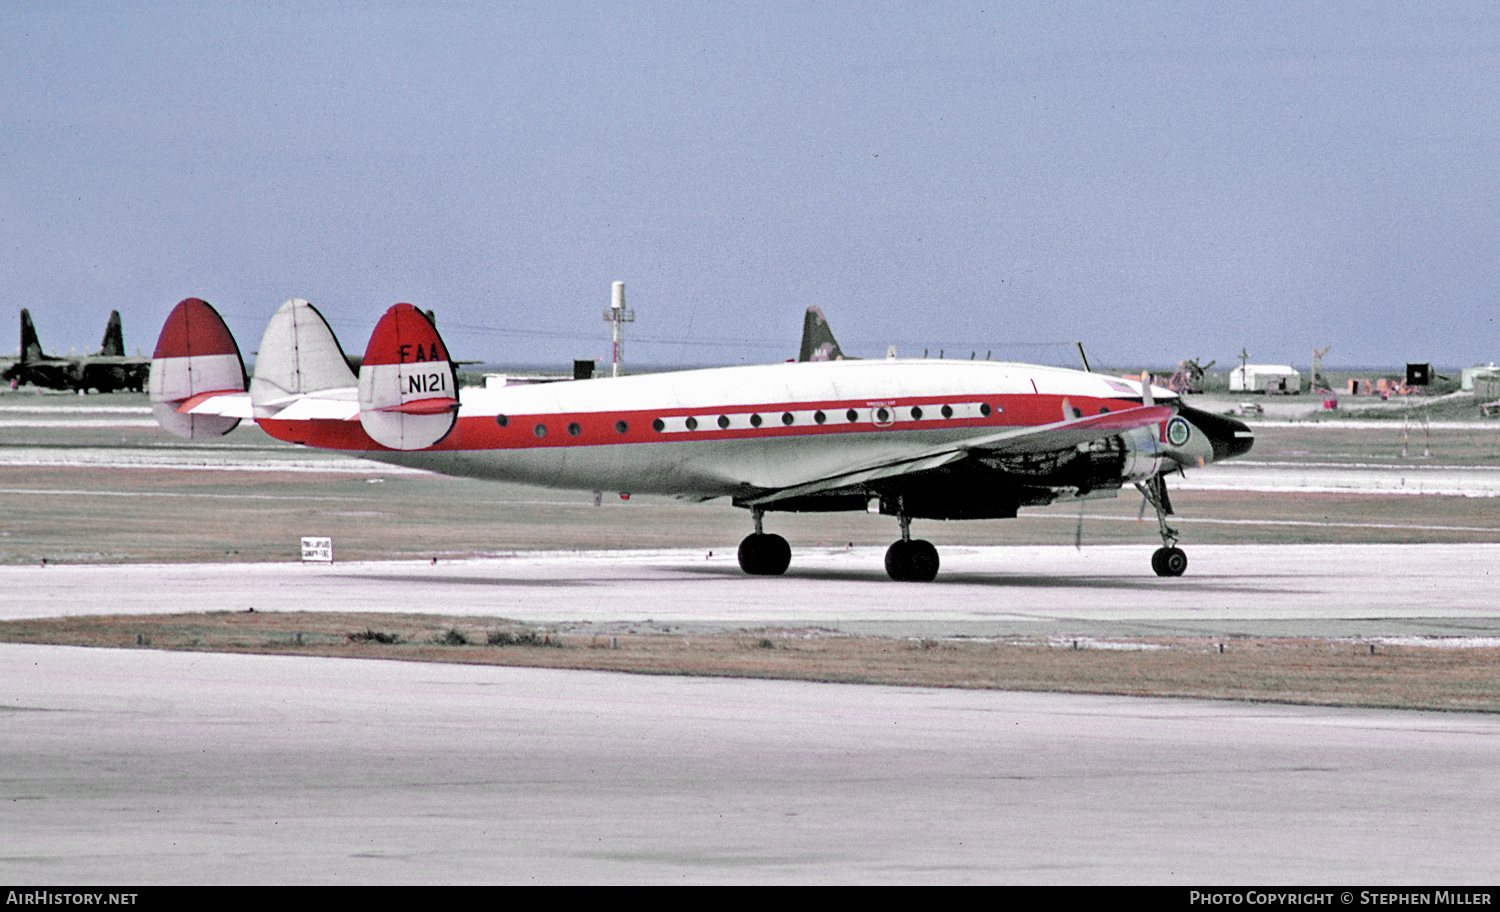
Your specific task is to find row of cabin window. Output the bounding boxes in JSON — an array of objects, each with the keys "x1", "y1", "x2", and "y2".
[
  {"x1": 494, "y1": 414, "x2": 625, "y2": 437},
  {"x1": 493, "y1": 402, "x2": 996, "y2": 438}
]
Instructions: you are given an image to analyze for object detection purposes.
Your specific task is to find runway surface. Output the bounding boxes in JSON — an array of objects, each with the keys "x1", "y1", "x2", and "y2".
[
  {"x1": 5, "y1": 642, "x2": 1499, "y2": 885},
  {"x1": 7, "y1": 399, "x2": 1500, "y2": 882},
  {"x1": 5, "y1": 543, "x2": 1499, "y2": 638}
]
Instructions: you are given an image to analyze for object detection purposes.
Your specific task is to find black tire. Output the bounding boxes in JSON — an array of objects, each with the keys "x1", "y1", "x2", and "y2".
[
  {"x1": 1152, "y1": 546, "x2": 1187, "y2": 577},
  {"x1": 885, "y1": 539, "x2": 940, "y2": 582},
  {"x1": 738, "y1": 533, "x2": 791, "y2": 576}
]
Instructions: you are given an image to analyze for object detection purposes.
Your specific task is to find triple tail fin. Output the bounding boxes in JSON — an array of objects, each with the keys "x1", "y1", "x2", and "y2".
[
  {"x1": 99, "y1": 311, "x2": 126, "y2": 357},
  {"x1": 249, "y1": 300, "x2": 358, "y2": 420},
  {"x1": 357, "y1": 303, "x2": 458, "y2": 450},
  {"x1": 148, "y1": 298, "x2": 248, "y2": 438}
]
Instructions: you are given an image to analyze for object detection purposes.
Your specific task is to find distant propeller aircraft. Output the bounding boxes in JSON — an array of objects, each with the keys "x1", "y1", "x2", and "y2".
[
  {"x1": 148, "y1": 296, "x2": 1253, "y2": 580},
  {"x1": 3, "y1": 309, "x2": 150, "y2": 393}
]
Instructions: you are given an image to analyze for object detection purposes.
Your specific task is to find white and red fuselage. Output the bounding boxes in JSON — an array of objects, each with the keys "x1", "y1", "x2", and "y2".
[
  {"x1": 268, "y1": 359, "x2": 1178, "y2": 499},
  {"x1": 148, "y1": 297, "x2": 1253, "y2": 579}
]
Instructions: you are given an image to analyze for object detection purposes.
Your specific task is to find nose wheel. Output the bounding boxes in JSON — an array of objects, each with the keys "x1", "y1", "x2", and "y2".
[
  {"x1": 1137, "y1": 475, "x2": 1188, "y2": 577},
  {"x1": 1151, "y1": 546, "x2": 1187, "y2": 577}
]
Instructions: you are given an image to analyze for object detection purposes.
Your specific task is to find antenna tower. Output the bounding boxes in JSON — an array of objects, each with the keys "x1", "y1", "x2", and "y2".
[{"x1": 603, "y1": 281, "x2": 635, "y2": 378}]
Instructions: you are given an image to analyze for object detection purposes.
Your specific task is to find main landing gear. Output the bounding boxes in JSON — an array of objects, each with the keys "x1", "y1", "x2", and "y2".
[
  {"x1": 1137, "y1": 475, "x2": 1187, "y2": 577},
  {"x1": 885, "y1": 512, "x2": 939, "y2": 582},
  {"x1": 738, "y1": 509, "x2": 791, "y2": 576},
  {"x1": 736, "y1": 507, "x2": 941, "y2": 581}
]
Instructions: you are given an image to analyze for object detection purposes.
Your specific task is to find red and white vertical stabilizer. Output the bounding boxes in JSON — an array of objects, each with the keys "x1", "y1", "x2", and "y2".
[
  {"x1": 249, "y1": 299, "x2": 358, "y2": 421},
  {"x1": 149, "y1": 298, "x2": 248, "y2": 439},
  {"x1": 356, "y1": 303, "x2": 458, "y2": 450}
]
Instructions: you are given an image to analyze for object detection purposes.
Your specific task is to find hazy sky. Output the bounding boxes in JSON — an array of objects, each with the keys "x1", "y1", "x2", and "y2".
[{"x1": 3, "y1": 2, "x2": 1497, "y2": 370}]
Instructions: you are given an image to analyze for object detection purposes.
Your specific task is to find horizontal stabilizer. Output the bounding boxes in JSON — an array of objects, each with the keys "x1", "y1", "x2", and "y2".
[
  {"x1": 377, "y1": 397, "x2": 459, "y2": 416},
  {"x1": 357, "y1": 303, "x2": 458, "y2": 450},
  {"x1": 176, "y1": 390, "x2": 253, "y2": 419},
  {"x1": 271, "y1": 394, "x2": 359, "y2": 422},
  {"x1": 149, "y1": 298, "x2": 247, "y2": 438}
]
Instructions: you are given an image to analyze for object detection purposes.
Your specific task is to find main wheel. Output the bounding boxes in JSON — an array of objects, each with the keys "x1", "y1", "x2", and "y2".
[
  {"x1": 1152, "y1": 546, "x2": 1187, "y2": 577},
  {"x1": 738, "y1": 532, "x2": 791, "y2": 576},
  {"x1": 885, "y1": 539, "x2": 940, "y2": 582}
]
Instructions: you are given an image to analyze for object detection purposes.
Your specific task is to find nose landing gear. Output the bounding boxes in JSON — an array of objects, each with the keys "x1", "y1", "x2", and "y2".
[
  {"x1": 1137, "y1": 475, "x2": 1187, "y2": 577},
  {"x1": 1150, "y1": 544, "x2": 1187, "y2": 577}
]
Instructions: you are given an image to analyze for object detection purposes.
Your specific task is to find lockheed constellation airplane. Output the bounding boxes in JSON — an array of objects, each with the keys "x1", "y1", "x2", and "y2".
[{"x1": 148, "y1": 296, "x2": 1253, "y2": 581}]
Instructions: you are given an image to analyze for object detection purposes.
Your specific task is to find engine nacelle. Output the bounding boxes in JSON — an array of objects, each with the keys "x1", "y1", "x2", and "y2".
[
  {"x1": 1117, "y1": 424, "x2": 1164, "y2": 482},
  {"x1": 980, "y1": 426, "x2": 1162, "y2": 488}
]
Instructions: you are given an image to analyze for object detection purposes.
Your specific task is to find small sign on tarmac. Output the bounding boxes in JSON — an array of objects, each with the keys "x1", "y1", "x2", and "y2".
[{"x1": 301, "y1": 537, "x2": 333, "y2": 563}]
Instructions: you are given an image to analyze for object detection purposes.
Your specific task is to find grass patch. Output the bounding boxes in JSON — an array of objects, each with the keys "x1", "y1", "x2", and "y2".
[
  {"x1": 348, "y1": 628, "x2": 400, "y2": 644},
  {"x1": 488, "y1": 630, "x2": 560, "y2": 647}
]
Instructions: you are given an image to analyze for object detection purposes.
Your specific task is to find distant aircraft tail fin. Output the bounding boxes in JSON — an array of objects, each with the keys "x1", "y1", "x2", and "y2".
[
  {"x1": 798, "y1": 306, "x2": 848, "y2": 362},
  {"x1": 149, "y1": 298, "x2": 248, "y2": 438},
  {"x1": 250, "y1": 299, "x2": 358, "y2": 420},
  {"x1": 357, "y1": 303, "x2": 458, "y2": 450},
  {"x1": 99, "y1": 310, "x2": 126, "y2": 357},
  {"x1": 19, "y1": 309, "x2": 42, "y2": 363}
]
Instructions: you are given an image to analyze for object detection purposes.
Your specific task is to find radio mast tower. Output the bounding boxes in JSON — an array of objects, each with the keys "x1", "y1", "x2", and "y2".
[{"x1": 603, "y1": 280, "x2": 635, "y2": 377}]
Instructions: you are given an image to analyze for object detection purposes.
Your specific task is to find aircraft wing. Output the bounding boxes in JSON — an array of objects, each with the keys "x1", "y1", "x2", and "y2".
[
  {"x1": 953, "y1": 404, "x2": 1173, "y2": 455},
  {"x1": 743, "y1": 404, "x2": 1171, "y2": 507}
]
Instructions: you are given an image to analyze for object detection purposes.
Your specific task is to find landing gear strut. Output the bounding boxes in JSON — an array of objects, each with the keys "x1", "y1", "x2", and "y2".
[
  {"x1": 1137, "y1": 475, "x2": 1187, "y2": 577},
  {"x1": 885, "y1": 510, "x2": 940, "y2": 582},
  {"x1": 738, "y1": 508, "x2": 791, "y2": 576}
]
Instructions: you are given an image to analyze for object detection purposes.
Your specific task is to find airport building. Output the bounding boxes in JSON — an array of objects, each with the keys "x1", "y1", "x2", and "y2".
[{"x1": 1229, "y1": 364, "x2": 1302, "y2": 394}]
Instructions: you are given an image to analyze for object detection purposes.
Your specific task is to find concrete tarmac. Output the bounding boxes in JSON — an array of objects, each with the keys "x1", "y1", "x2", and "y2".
[
  {"x1": 7, "y1": 542, "x2": 1500, "y2": 882},
  {"x1": 4, "y1": 543, "x2": 1500, "y2": 638},
  {"x1": 5, "y1": 642, "x2": 1500, "y2": 885}
]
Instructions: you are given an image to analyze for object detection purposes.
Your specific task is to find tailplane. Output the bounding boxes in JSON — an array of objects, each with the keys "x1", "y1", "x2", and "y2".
[{"x1": 148, "y1": 298, "x2": 248, "y2": 438}]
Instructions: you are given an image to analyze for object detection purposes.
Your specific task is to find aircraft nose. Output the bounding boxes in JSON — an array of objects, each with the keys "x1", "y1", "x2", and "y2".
[{"x1": 1177, "y1": 404, "x2": 1254, "y2": 463}]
